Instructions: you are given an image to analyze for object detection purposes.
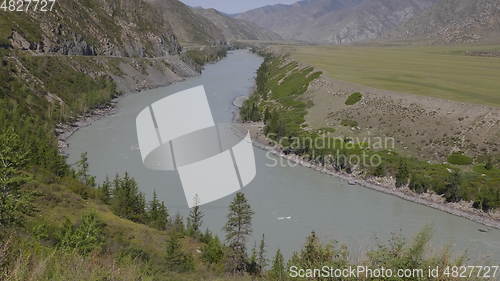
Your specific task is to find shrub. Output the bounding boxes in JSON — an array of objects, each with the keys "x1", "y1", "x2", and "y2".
[
  {"x1": 58, "y1": 213, "x2": 104, "y2": 255},
  {"x1": 345, "y1": 92, "x2": 362, "y2": 105},
  {"x1": 341, "y1": 119, "x2": 358, "y2": 127},
  {"x1": 447, "y1": 152, "x2": 473, "y2": 165}
]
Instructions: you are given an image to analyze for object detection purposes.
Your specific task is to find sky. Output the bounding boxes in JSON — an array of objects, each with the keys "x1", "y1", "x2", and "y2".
[{"x1": 180, "y1": 0, "x2": 299, "y2": 14}]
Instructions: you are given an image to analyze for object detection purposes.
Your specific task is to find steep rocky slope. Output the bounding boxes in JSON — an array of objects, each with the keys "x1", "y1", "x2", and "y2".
[
  {"x1": 389, "y1": 0, "x2": 500, "y2": 43},
  {"x1": 236, "y1": 0, "x2": 437, "y2": 44},
  {"x1": 1, "y1": 0, "x2": 184, "y2": 57},
  {"x1": 192, "y1": 8, "x2": 282, "y2": 41}
]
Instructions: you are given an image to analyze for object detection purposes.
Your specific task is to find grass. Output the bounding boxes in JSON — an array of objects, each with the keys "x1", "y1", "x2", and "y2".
[
  {"x1": 345, "y1": 92, "x2": 362, "y2": 105},
  {"x1": 447, "y1": 152, "x2": 473, "y2": 165},
  {"x1": 288, "y1": 45, "x2": 500, "y2": 107}
]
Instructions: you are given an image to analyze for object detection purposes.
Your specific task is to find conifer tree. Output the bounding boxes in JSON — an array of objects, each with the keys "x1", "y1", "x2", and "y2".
[
  {"x1": 173, "y1": 213, "x2": 185, "y2": 235},
  {"x1": 395, "y1": 160, "x2": 409, "y2": 188},
  {"x1": 270, "y1": 249, "x2": 286, "y2": 281},
  {"x1": 188, "y1": 194, "x2": 203, "y2": 237},
  {"x1": 98, "y1": 176, "x2": 112, "y2": 204},
  {"x1": 0, "y1": 128, "x2": 33, "y2": 227},
  {"x1": 165, "y1": 233, "x2": 194, "y2": 272},
  {"x1": 111, "y1": 173, "x2": 146, "y2": 222},
  {"x1": 76, "y1": 152, "x2": 96, "y2": 187},
  {"x1": 247, "y1": 243, "x2": 259, "y2": 275},
  {"x1": 201, "y1": 235, "x2": 224, "y2": 266},
  {"x1": 257, "y1": 233, "x2": 267, "y2": 272},
  {"x1": 224, "y1": 192, "x2": 254, "y2": 273},
  {"x1": 147, "y1": 191, "x2": 169, "y2": 230}
]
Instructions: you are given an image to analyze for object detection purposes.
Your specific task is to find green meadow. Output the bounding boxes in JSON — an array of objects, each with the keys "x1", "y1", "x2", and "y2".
[{"x1": 289, "y1": 45, "x2": 500, "y2": 107}]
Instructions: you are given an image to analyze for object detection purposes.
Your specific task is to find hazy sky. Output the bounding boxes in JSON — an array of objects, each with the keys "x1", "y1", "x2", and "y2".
[{"x1": 180, "y1": 0, "x2": 299, "y2": 14}]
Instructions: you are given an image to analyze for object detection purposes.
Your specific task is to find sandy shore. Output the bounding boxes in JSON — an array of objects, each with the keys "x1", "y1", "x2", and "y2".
[{"x1": 236, "y1": 120, "x2": 500, "y2": 231}]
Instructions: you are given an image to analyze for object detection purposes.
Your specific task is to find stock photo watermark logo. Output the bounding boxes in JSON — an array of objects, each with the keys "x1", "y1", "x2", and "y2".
[
  {"x1": 136, "y1": 86, "x2": 256, "y2": 208},
  {"x1": 264, "y1": 133, "x2": 395, "y2": 169}
]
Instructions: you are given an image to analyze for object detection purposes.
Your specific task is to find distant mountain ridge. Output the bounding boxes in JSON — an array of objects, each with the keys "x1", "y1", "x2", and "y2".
[
  {"x1": 235, "y1": 0, "x2": 437, "y2": 44},
  {"x1": 192, "y1": 8, "x2": 282, "y2": 41},
  {"x1": 388, "y1": 0, "x2": 500, "y2": 43},
  {"x1": 235, "y1": 0, "x2": 500, "y2": 44}
]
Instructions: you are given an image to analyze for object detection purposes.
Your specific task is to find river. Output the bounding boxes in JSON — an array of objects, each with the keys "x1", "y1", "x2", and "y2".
[{"x1": 66, "y1": 50, "x2": 500, "y2": 262}]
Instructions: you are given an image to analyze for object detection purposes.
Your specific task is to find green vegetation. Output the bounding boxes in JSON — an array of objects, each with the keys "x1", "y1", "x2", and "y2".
[
  {"x1": 224, "y1": 192, "x2": 254, "y2": 273},
  {"x1": 184, "y1": 47, "x2": 228, "y2": 67},
  {"x1": 240, "y1": 55, "x2": 321, "y2": 141},
  {"x1": 345, "y1": 92, "x2": 362, "y2": 105},
  {"x1": 290, "y1": 45, "x2": 500, "y2": 107},
  {"x1": 340, "y1": 119, "x2": 358, "y2": 127},
  {"x1": 447, "y1": 152, "x2": 473, "y2": 165},
  {"x1": 395, "y1": 160, "x2": 410, "y2": 188},
  {"x1": 241, "y1": 53, "x2": 500, "y2": 211}
]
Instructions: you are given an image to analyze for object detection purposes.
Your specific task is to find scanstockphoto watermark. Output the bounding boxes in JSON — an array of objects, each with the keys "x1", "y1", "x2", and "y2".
[
  {"x1": 288, "y1": 265, "x2": 500, "y2": 279},
  {"x1": 265, "y1": 134, "x2": 395, "y2": 169}
]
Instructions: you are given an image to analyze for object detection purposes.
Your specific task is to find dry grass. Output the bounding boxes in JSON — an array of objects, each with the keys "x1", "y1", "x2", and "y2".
[{"x1": 287, "y1": 45, "x2": 500, "y2": 107}]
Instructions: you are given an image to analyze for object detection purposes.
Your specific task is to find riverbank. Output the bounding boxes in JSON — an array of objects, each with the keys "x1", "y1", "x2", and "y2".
[
  {"x1": 56, "y1": 99, "x2": 119, "y2": 153},
  {"x1": 237, "y1": 120, "x2": 500, "y2": 230},
  {"x1": 55, "y1": 49, "x2": 232, "y2": 153}
]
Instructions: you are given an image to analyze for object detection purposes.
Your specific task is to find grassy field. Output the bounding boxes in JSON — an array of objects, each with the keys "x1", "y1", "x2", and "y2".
[{"x1": 287, "y1": 45, "x2": 500, "y2": 107}]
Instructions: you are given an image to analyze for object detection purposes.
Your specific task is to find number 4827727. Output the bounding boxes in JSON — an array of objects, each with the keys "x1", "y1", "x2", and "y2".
[{"x1": 1, "y1": 0, "x2": 56, "y2": 12}]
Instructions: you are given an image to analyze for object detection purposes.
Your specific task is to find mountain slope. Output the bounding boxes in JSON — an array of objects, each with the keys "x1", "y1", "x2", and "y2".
[
  {"x1": 192, "y1": 8, "x2": 282, "y2": 41},
  {"x1": 145, "y1": 0, "x2": 226, "y2": 46},
  {"x1": 389, "y1": 0, "x2": 500, "y2": 43},
  {"x1": 236, "y1": 0, "x2": 438, "y2": 44},
  {"x1": 1, "y1": 0, "x2": 183, "y2": 57}
]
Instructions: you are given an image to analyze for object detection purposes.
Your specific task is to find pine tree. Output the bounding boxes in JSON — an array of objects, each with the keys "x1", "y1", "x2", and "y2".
[
  {"x1": 173, "y1": 213, "x2": 185, "y2": 235},
  {"x1": 76, "y1": 152, "x2": 96, "y2": 187},
  {"x1": 395, "y1": 160, "x2": 409, "y2": 188},
  {"x1": 111, "y1": 173, "x2": 146, "y2": 222},
  {"x1": 247, "y1": 243, "x2": 259, "y2": 275},
  {"x1": 224, "y1": 192, "x2": 254, "y2": 273},
  {"x1": 201, "y1": 235, "x2": 224, "y2": 266},
  {"x1": 165, "y1": 233, "x2": 194, "y2": 272},
  {"x1": 270, "y1": 249, "x2": 286, "y2": 281},
  {"x1": 257, "y1": 233, "x2": 267, "y2": 273},
  {"x1": 0, "y1": 128, "x2": 33, "y2": 227},
  {"x1": 147, "y1": 191, "x2": 169, "y2": 230},
  {"x1": 158, "y1": 202, "x2": 169, "y2": 229},
  {"x1": 98, "y1": 176, "x2": 112, "y2": 204},
  {"x1": 188, "y1": 194, "x2": 203, "y2": 237}
]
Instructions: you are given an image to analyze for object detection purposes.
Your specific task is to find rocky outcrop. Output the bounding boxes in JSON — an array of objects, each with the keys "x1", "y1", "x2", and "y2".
[
  {"x1": 5, "y1": 0, "x2": 184, "y2": 58},
  {"x1": 388, "y1": 0, "x2": 500, "y2": 43}
]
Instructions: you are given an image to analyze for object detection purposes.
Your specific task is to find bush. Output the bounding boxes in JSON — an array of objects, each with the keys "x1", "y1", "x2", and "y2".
[
  {"x1": 447, "y1": 152, "x2": 473, "y2": 165},
  {"x1": 345, "y1": 92, "x2": 362, "y2": 105},
  {"x1": 341, "y1": 119, "x2": 358, "y2": 127},
  {"x1": 58, "y1": 213, "x2": 104, "y2": 255}
]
